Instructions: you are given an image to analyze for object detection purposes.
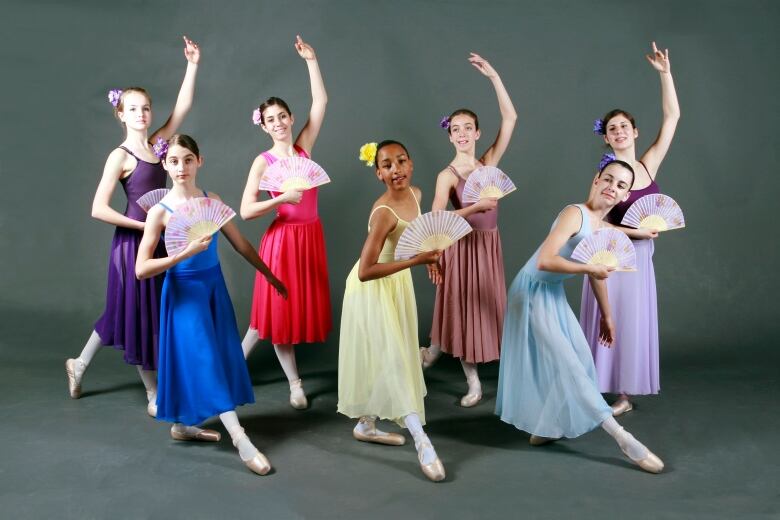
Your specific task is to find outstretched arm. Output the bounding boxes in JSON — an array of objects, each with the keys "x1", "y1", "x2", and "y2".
[
  {"x1": 151, "y1": 36, "x2": 201, "y2": 142},
  {"x1": 293, "y1": 35, "x2": 327, "y2": 155},
  {"x1": 92, "y1": 149, "x2": 144, "y2": 230},
  {"x1": 640, "y1": 42, "x2": 680, "y2": 178},
  {"x1": 470, "y1": 53, "x2": 517, "y2": 167}
]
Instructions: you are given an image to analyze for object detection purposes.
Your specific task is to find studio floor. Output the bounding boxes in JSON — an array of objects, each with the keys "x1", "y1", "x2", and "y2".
[{"x1": 1, "y1": 309, "x2": 777, "y2": 519}]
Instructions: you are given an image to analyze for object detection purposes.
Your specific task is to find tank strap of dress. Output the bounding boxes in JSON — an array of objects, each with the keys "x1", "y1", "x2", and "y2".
[
  {"x1": 409, "y1": 187, "x2": 421, "y2": 216},
  {"x1": 202, "y1": 190, "x2": 208, "y2": 197},
  {"x1": 159, "y1": 202, "x2": 174, "y2": 213},
  {"x1": 557, "y1": 203, "x2": 587, "y2": 235},
  {"x1": 367, "y1": 205, "x2": 400, "y2": 232},
  {"x1": 118, "y1": 145, "x2": 139, "y2": 160},
  {"x1": 447, "y1": 165, "x2": 466, "y2": 182}
]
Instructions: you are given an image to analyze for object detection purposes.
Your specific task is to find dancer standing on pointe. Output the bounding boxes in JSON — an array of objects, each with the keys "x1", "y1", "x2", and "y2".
[
  {"x1": 240, "y1": 36, "x2": 331, "y2": 410},
  {"x1": 65, "y1": 37, "x2": 201, "y2": 417},
  {"x1": 580, "y1": 42, "x2": 680, "y2": 416},
  {"x1": 421, "y1": 53, "x2": 517, "y2": 407}
]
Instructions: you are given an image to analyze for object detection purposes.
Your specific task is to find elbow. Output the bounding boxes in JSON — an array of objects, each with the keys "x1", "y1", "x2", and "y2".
[
  {"x1": 357, "y1": 266, "x2": 372, "y2": 283},
  {"x1": 536, "y1": 258, "x2": 550, "y2": 272},
  {"x1": 91, "y1": 206, "x2": 100, "y2": 220},
  {"x1": 135, "y1": 265, "x2": 150, "y2": 280}
]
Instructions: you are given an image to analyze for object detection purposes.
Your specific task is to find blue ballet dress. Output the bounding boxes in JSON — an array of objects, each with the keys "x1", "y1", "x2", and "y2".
[
  {"x1": 495, "y1": 204, "x2": 612, "y2": 438},
  {"x1": 156, "y1": 200, "x2": 255, "y2": 426}
]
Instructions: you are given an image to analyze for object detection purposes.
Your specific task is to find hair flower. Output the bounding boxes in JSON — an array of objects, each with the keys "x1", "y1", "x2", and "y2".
[
  {"x1": 358, "y1": 142, "x2": 378, "y2": 167},
  {"x1": 153, "y1": 136, "x2": 169, "y2": 159},
  {"x1": 598, "y1": 152, "x2": 616, "y2": 171},
  {"x1": 439, "y1": 116, "x2": 450, "y2": 130},
  {"x1": 252, "y1": 108, "x2": 262, "y2": 126},
  {"x1": 108, "y1": 89, "x2": 123, "y2": 107},
  {"x1": 592, "y1": 118, "x2": 605, "y2": 135}
]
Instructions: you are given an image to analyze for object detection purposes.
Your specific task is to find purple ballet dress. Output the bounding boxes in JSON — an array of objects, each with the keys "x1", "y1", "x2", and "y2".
[
  {"x1": 93, "y1": 146, "x2": 167, "y2": 370},
  {"x1": 580, "y1": 173, "x2": 661, "y2": 395}
]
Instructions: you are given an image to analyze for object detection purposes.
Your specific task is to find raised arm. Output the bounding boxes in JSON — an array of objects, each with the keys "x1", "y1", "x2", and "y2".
[
  {"x1": 150, "y1": 36, "x2": 201, "y2": 142},
  {"x1": 639, "y1": 42, "x2": 680, "y2": 178},
  {"x1": 240, "y1": 154, "x2": 303, "y2": 220},
  {"x1": 469, "y1": 53, "x2": 517, "y2": 167},
  {"x1": 92, "y1": 149, "x2": 145, "y2": 230},
  {"x1": 293, "y1": 35, "x2": 327, "y2": 155},
  {"x1": 135, "y1": 206, "x2": 211, "y2": 279}
]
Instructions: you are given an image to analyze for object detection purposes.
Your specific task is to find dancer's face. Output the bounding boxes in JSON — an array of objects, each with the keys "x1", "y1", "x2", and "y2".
[
  {"x1": 603, "y1": 114, "x2": 638, "y2": 151},
  {"x1": 118, "y1": 92, "x2": 152, "y2": 131},
  {"x1": 448, "y1": 114, "x2": 480, "y2": 152},
  {"x1": 375, "y1": 144, "x2": 413, "y2": 190},
  {"x1": 593, "y1": 163, "x2": 632, "y2": 207},
  {"x1": 261, "y1": 105, "x2": 294, "y2": 141},
  {"x1": 164, "y1": 144, "x2": 202, "y2": 185}
]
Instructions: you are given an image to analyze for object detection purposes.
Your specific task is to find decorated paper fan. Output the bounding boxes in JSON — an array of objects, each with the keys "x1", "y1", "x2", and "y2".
[
  {"x1": 164, "y1": 197, "x2": 236, "y2": 256},
  {"x1": 136, "y1": 189, "x2": 170, "y2": 212},
  {"x1": 460, "y1": 166, "x2": 517, "y2": 203},
  {"x1": 621, "y1": 193, "x2": 685, "y2": 232},
  {"x1": 258, "y1": 156, "x2": 330, "y2": 192},
  {"x1": 394, "y1": 211, "x2": 473, "y2": 260},
  {"x1": 571, "y1": 228, "x2": 637, "y2": 272}
]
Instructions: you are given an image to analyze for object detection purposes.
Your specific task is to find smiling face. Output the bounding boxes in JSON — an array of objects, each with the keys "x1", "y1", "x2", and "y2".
[
  {"x1": 603, "y1": 114, "x2": 638, "y2": 151},
  {"x1": 375, "y1": 143, "x2": 413, "y2": 190},
  {"x1": 448, "y1": 114, "x2": 481, "y2": 152},
  {"x1": 592, "y1": 162, "x2": 633, "y2": 209},
  {"x1": 118, "y1": 91, "x2": 152, "y2": 131},
  {"x1": 163, "y1": 144, "x2": 202, "y2": 186},
  {"x1": 261, "y1": 104, "x2": 294, "y2": 142}
]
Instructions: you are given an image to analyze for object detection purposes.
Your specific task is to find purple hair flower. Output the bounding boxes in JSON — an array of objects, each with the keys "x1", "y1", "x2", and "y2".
[
  {"x1": 598, "y1": 152, "x2": 616, "y2": 171},
  {"x1": 153, "y1": 137, "x2": 169, "y2": 160},
  {"x1": 592, "y1": 118, "x2": 605, "y2": 135},
  {"x1": 252, "y1": 108, "x2": 262, "y2": 126},
  {"x1": 439, "y1": 116, "x2": 450, "y2": 130},
  {"x1": 108, "y1": 89, "x2": 123, "y2": 107}
]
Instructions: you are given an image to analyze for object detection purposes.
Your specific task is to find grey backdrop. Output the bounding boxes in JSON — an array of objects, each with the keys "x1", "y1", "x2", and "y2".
[{"x1": 1, "y1": 0, "x2": 778, "y2": 357}]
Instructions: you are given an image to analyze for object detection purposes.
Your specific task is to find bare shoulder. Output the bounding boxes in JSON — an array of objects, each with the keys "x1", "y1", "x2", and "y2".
[{"x1": 411, "y1": 185, "x2": 422, "y2": 200}]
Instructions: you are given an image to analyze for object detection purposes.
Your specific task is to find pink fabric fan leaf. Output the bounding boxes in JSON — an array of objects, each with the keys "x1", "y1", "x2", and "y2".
[
  {"x1": 258, "y1": 157, "x2": 330, "y2": 193},
  {"x1": 394, "y1": 210, "x2": 473, "y2": 260},
  {"x1": 164, "y1": 197, "x2": 236, "y2": 256}
]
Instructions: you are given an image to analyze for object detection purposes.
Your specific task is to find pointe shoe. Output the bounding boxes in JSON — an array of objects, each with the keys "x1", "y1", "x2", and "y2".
[
  {"x1": 170, "y1": 426, "x2": 221, "y2": 442},
  {"x1": 611, "y1": 399, "x2": 633, "y2": 417},
  {"x1": 146, "y1": 390, "x2": 157, "y2": 418},
  {"x1": 232, "y1": 429, "x2": 271, "y2": 476},
  {"x1": 616, "y1": 429, "x2": 664, "y2": 474},
  {"x1": 289, "y1": 379, "x2": 308, "y2": 410},
  {"x1": 353, "y1": 419, "x2": 406, "y2": 446},
  {"x1": 65, "y1": 358, "x2": 84, "y2": 399},
  {"x1": 460, "y1": 391, "x2": 482, "y2": 408},
  {"x1": 416, "y1": 440, "x2": 445, "y2": 482},
  {"x1": 419, "y1": 346, "x2": 441, "y2": 369},
  {"x1": 529, "y1": 435, "x2": 559, "y2": 446}
]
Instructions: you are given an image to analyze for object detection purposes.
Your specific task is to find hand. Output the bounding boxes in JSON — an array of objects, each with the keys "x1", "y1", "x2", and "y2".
[
  {"x1": 473, "y1": 197, "x2": 498, "y2": 213},
  {"x1": 598, "y1": 315, "x2": 616, "y2": 347},
  {"x1": 294, "y1": 35, "x2": 316, "y2": 61},
  {"x1": 634, "y1": 228, "x2": 659, "y2": 240},
  {"x1": 415, "y1": 249, "x2": 442, "y2": 266},
  {"x1": 468, "y1": 52, "x2": 497, "y2": 78},
  {"x1": 588, "y1": 264, "x2": 616, "y2": 280},
  {"x1": 270, "y1": 276, "x2": 288, "y2": 300},
  {"x1": 180, "y1": 234, "x2": 212, "y2": 258},
  {"x1": 646, "y1": 41, "x2": 670, "y2": 73},
  {"x1": 281, "y1": 188, "x2": 305, "y2": 205},
  {"x1": 183, "y1": 36, "x2": 201, "y2": 64},
  {"x1": 426, "y1": 262, "x2": 443, "y2": 285}
]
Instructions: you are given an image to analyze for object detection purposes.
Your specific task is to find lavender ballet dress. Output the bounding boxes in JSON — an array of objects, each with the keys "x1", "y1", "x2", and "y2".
[
  {"x1": 429, "y1": 165, "x2": 506, "y2": 364},
  {"x1": 579, "y1": 175, "x2": 661, "y2": 395},
  {"x1": 93, "y1": 146, "x2": 167, "y2": 370}
]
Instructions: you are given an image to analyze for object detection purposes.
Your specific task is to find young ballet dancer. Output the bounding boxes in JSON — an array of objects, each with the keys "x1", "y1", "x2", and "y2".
[
  {"x1": 496, "y1": 159, "x2": 664, "y2": 474},
  {"x1": 65, "y1": 37, "x2": 201, "y2": 416},
  {"x1": 580, "y1": 42, "x2": 680, "y2": 416},
  {"x1": 240, "y1": 35, "x2": 331, "y2": 409},
  {"x1": 338, "y1": 141, "x2": 446, "y2": 482},
  {"x1": 421, "y1": 53, "x2": 517, "y2": 407},
  {"x1": 136, "y1": 134, "x2": 287, "y2": 476}
]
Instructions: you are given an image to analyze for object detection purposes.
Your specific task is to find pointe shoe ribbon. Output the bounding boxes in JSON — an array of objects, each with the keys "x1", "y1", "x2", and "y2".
[
  {"x1": 232, "y1": 427, "x2": 272, "y2": 476},
  {"x1": 419, "y1": 347, "x2": 441, "y2": 369},
  {"x1": 352, "y1": 418, "x2": 406, "y2": 446},
  {"x1": 416, "y1": 440, "x2": 446, "y2": 482},
  {"x1": 616, "y1": 428, "x2": 664, "y2": 474},
  {"x1": 65, "y1": 358, "x2": 84, "y2": 399},
  {"x1": 146, "y1": 390, "x2": 158, "y2": 418},
  {"x1": 289, "y1": 379, "x2": 308, "y2": 410}
]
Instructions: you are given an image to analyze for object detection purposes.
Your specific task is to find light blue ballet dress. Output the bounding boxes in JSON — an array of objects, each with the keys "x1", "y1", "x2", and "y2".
[{"x1": 495, "y1": 204, "x2": 612, "y2": 438}]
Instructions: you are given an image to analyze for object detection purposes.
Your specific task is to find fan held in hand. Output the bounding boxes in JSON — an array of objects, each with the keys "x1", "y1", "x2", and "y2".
[
  {"x1": 164, "y1": 197, "x2": 236, "y2": 256},
  {"x1": 259, "y1": 157, "x2": 330, "y2": 193},
  {"x1": 621, "y1": 193, "x2": 685, "y2": 232},
  {"x1": 136, "y1": 189, "x2": 170, "y2": 213},
  {"x1": 394, "y1": 210, "x2": 473, "y2": 261},
  {"x1": 460, "y1": 166, "x2": 517, "y2": 204},
  {"x1": 571, "y1": 228, "x2": 637, "y2": 272}
]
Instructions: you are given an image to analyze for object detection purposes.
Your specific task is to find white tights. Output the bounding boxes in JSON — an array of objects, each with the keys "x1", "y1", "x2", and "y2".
[
  {"x1": 73, "y1": 330, "x2": 156, "y2": 395},
  {"x1": 601, "y1": 416, "x2": 649, "y2": 460},
  {"x1": 403, "y1": 413, "x2": 438, "y2": 465},
  {"x1": 241, "y1": 328, "x2": 300, "y2": 383}
]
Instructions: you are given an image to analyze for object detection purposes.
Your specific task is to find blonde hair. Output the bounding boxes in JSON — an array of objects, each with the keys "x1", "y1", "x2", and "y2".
[{"x1": 113, "y1": 87, "x2": 152, "y2": 121}]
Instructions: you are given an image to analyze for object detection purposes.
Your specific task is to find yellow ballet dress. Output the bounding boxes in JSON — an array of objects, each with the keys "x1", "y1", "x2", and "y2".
[{"x1": 337, "y1": 190, "x2": 427, "y2": 425}]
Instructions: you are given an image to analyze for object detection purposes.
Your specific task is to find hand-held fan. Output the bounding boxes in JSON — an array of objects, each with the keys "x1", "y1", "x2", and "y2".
[
  {"x1": 258, "y1": 157, "x2": 330, "y2": 192},
  {"x1": 136, "y1": 189, "x2": 170, "y2": 212},
  {"x1": 394, "y1": 210, "x2": 473, "y2": 261},
  {"x1": 571, "y1": 228, "x2": 637, "y2": 272},
  {"x1": 164, "y1": 197, "x2": 236, "y2": 256},
  {"x1": 621, "y1": 193, "x2": 685, "y2": 231},
  {"x1": 460, "y1": 166, "x2": 517, "y2": 203}
]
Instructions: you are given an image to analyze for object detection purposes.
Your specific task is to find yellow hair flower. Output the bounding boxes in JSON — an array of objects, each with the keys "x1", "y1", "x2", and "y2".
[{"x1": 359, "y1": 142, "x2": 378, "y2": 167}]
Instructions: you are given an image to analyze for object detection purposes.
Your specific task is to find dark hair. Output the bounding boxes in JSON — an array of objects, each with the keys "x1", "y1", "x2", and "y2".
[
  {"x1": 374, "y1": 140, "x2": 410, "y2": 168},
  {"x1": 447, "y1": 108, "x2": 479, "y2": 133},
  {"x1": 598, "y1": 159, "x2": 635, "y2": 189},
  {"x1": 600, "y1": 109, "x2": 636, "y2": 131},
  {"x1": 257, "y1": 97, "x2": 292, "y2": 126},
  {"x1": 166, "y1": 134, "x2": 201, "y2": 158}
]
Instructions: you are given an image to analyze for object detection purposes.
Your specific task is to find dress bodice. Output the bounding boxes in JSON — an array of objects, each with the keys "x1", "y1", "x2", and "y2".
[
  {"x1": 447, "y1": 164, "x2": 498, "y2": 230},
  {"x1": 368, "y1": 190, "x2": 422, "y2": 264},
  {"x1": 118, "y1": 146, "x2": 167, "y2": 221},
  {"x1": 262, "y1": 146, "x2": 320, "y2": 224},
  {"x1": 522, "y1": 204, "x2": 592, "y2": 283}
]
